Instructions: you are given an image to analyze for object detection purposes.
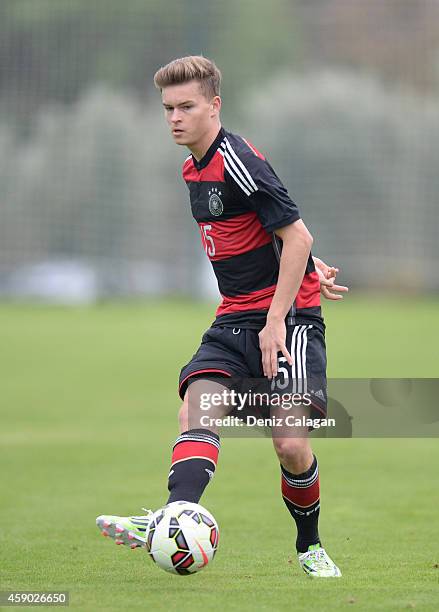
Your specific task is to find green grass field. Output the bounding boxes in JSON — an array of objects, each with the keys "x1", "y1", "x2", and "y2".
[{"x1": 1, "y1": 297, "x2": 439, "y2": 611}]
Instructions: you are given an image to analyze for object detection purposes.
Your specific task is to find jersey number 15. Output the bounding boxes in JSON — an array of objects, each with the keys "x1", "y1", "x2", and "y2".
[{"x1": 201, "y1": 224, "x2": 216, "y2": 257}]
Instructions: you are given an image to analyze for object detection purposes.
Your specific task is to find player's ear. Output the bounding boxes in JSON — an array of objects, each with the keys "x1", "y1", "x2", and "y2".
[{"x1": 211, "y1": 96, "x2": 221, "y2": 116}]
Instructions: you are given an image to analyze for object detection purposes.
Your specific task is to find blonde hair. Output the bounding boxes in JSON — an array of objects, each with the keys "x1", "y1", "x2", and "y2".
[{"x1": 154, "y1": 55, "x2": 221, "y2": 100}]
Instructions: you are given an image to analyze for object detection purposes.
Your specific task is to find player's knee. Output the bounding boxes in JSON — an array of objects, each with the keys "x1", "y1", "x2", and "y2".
[{"x1": 272, "y1": 437, "x2": 309, "y2": 466}]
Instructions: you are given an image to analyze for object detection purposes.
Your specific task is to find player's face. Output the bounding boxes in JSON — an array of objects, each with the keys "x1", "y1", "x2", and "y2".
[{"x1": 161, "y1": 80, "x2": 220, "y2": 149}]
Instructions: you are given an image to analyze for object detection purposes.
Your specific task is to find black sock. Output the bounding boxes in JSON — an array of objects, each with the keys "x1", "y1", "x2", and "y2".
[
  {"x1": 280, "y1": 454, "x2": 321, "y2": 553},
  {"x1": 167, "y1": 429, "x2": 220, "y2": 504}
]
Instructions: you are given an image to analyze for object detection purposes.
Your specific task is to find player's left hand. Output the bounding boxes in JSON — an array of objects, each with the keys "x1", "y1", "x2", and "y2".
[
  {"x1": 313, "y1": 256, "x2": 349, "y2": 301},
  {"x1": 258, "y1": 317, "x2": 293, "y2": 379}
]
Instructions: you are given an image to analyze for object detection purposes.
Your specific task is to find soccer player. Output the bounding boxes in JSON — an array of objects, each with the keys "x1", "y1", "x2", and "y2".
[{"x1": 97, "y1": 56, "x2": 347, "y2": 578}]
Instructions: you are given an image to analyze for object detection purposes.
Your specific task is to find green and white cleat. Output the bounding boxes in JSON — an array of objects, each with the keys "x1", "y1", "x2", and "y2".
[
  {"x1": 298, "y1": 544, "x2": 342, "y2": 578},
  {"x1": 96, "y1": 508, "x2": 153, "y2": 549}
]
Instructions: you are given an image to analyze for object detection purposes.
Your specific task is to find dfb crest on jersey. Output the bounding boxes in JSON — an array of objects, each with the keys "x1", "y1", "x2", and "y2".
[{"x1": 208, "y1": 187, "x2": 223, "y2": 216}]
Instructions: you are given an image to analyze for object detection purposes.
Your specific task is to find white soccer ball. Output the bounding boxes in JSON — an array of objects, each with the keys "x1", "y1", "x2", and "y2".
[{"x1": 145, "y1": 501, "x2": 219, "y2": 575}]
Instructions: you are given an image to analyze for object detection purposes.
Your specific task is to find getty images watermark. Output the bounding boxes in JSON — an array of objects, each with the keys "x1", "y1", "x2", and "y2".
[
  {"x1": 197, "y1": 389, "x2": 335, "y2": 430},
  {"x1": 187, "y1": 378, "x2": 439, "y2": 437}
]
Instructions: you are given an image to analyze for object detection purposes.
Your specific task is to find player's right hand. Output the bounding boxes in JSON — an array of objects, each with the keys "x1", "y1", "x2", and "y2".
[{"x1": 258, "y1": 316, "x2": 293, "y2": 379}]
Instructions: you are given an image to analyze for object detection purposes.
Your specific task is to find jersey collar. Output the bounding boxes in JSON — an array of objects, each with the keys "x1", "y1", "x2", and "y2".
[{"x1": 192, "y1": 127, "x2": 225, "y2": 171}]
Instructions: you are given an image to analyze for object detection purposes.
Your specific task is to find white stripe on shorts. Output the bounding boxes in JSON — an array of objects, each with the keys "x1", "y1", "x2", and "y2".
[{"x1": 290, "y1": 325, "x2": 312, "y2": 394}]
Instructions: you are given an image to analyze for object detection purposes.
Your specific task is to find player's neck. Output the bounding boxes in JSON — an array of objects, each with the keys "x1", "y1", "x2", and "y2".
[{"x1": 189, "y1": 123, "x2": 222, "y2": 162}]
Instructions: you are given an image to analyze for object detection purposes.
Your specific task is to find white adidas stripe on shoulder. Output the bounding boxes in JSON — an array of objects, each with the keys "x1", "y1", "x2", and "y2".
[
  {"x1": 219, "y1": 141, "x2": 258, "y2": 197},
  {"x1": 224, "y1": 138, "x2": 258, "y2": 192},
  {"x1": 219, "y1": 147, "x2": 253, "y2": 196}
]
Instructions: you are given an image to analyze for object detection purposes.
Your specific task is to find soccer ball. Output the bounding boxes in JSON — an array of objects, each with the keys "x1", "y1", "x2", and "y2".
[{"x1": 145, "y1": 501, "x2": 219, "y2": 575}]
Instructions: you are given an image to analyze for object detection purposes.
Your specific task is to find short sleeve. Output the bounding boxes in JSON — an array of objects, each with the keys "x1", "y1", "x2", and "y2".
[{"x1": 222, "y1": 136, "x2": 300, "y2": 232}]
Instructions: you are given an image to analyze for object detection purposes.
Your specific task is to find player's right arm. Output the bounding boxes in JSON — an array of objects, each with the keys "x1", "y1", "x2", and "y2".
[
  {"x1": 259, "y1": 219, "x2": 313, "y2": 378},
  {"x1": 222, "y1": 134, "x2": 308, "y2": 378}
]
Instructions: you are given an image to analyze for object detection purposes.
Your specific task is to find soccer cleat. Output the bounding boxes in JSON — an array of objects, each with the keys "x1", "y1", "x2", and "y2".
[
  {"x1": 96, "y1": 508, "x2": 153, "y2": 548},
  {"x1": 297, "y1": 544, "x2": 342, "y2": 578}
]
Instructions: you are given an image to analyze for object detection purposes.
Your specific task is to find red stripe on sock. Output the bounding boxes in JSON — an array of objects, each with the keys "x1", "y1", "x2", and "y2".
[
  {"x1": 281, "y1": 474, "x2": 320, "y2": 508},
  {"x1": 172, "y1": 441, "x2": 219, "y2": 466}
]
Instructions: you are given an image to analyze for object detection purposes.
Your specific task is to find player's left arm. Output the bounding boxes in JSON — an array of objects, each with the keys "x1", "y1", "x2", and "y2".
[
  {"x1": 259, "y1": 219, "x2": 313, "y2": 379},
  {"x1": 313, "y1": 256, "x2": 349, "y2": 300}
]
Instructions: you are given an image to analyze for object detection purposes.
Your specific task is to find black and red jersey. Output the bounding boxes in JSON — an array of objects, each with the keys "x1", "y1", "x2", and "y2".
[{"x1": 182, "y1": 127, "x2": 322, "y2": 329}]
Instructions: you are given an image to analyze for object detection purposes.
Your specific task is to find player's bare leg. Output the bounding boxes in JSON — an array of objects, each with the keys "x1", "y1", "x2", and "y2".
[{"x1": 178, "y1": 392, "x2": 190, "y2": 433}]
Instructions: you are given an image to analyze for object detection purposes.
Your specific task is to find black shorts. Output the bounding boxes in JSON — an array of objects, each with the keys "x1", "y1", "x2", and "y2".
[{"x1": 179, "y1": 323, "x2": 327, "y2": 420}]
